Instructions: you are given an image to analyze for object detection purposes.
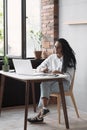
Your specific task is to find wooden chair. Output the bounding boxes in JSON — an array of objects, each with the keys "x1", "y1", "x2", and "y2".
[{"x1": 50, "y1": 71, "x2": 79, "y2": 124}]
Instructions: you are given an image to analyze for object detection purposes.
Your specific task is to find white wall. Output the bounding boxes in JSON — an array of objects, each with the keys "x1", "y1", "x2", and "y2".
[{"x1": 59, "y1": 0, "x2": 87, "y2": 112}]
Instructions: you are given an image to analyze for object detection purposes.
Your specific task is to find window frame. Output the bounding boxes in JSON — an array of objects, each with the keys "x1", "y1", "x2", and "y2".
[
  {"x1": 2, "y1": 0, "x2": 26, "y2": 59},
  {"x1": 0, "y1": 0, "x2": 4, "y2": 59},
  {"x1": 0, "y1": 0, "x2": 59, "y2": 59}
]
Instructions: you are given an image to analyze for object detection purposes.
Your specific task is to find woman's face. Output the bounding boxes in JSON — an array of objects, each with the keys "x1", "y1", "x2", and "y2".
[{"x1": 54, "y1": 41, "x2": 62, "y2": 55}]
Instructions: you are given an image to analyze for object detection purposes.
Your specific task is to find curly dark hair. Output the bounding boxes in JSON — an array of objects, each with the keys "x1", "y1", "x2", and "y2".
[{"x1": 58, "y1": 38, "x2": 76, "y2": 72}]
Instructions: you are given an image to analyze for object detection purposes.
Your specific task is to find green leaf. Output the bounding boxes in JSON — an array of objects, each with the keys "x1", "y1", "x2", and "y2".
[{"x1": 3, "y1": 56, "x2": 9, "y2": 65}]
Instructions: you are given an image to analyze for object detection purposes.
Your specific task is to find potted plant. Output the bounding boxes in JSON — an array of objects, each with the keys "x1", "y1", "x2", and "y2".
[
  {"x1": 2, "y1": 56, "x2": 10, "y2": 72},
  {"x1": 30, "y1": 30, "x2": 43, "y2": 59}
]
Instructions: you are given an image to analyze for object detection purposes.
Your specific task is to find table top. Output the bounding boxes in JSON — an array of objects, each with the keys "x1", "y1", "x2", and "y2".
[{"x1": 0, "y1": 70, "x2": 68, "y2": 81}]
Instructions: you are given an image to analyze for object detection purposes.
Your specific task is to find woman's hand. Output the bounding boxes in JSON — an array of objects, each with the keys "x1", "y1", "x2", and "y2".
[
  {"x1": 40, "y1": 67, "x2": 49, "y2": 73},
  {"x1": 52, "y1": 70, "x2": 61, "y2": 74}
]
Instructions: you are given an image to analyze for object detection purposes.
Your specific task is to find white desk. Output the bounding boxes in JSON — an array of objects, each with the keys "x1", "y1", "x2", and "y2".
[{"x1": 0, "y1": 71, "x2": 69, "y2": 130}]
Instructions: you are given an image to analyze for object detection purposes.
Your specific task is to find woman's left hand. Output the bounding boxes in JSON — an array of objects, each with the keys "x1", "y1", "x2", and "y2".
[{"x1": 52, "y1": 70, "x2": 61, "y2": 74}]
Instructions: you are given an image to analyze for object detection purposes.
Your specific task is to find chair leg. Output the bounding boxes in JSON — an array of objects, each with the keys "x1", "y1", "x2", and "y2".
[
  {"x1": 57, "y1": 96, "x2": 61, "y2": 124},
  {"x1": 71, "y1": 93, "x2": 79, "y2": 118}
]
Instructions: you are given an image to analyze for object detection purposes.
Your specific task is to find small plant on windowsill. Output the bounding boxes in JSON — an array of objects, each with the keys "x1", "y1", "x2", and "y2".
[
  {"x1": 30, "y1": 30, "x2": 43, "y2": 50},
  {"x1": 30, "y1": 30, "x2": 43, "y2": 59},
  {"x1": 2, "y1": 56, "x2": 10, "y2": 72}
]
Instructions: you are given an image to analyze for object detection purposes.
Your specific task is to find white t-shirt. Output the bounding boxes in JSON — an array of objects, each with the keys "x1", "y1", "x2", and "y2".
[
  {"x1": 37, "y1": 54, "x2": 63, "y2": 72},
  {"x1": 37, "y1": 54, "x2": 74, "y2": 83}
]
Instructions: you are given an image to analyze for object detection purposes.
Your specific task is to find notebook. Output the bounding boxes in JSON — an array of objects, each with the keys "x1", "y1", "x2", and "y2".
[{"x1": 12, "y1": 59, "x2": 45, "y2": 76}]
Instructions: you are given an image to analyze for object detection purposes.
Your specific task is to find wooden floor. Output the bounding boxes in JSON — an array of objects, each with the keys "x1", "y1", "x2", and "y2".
[{"x1": 0, "y1": 104, "x2": 87, "y2": 130}]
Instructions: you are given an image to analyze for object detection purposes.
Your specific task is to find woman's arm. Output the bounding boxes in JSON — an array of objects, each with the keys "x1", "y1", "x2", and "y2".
[{"x1": 36, "y1": 55, "x2": 52, "y2": 73}]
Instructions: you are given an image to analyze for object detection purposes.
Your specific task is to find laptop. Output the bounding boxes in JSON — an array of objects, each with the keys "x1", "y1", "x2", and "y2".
[{"x1": 12, "y1": 59, "x2": 45, "y2": 76}]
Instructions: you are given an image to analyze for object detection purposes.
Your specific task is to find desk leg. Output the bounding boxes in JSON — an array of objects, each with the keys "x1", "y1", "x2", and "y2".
[
  {"x1": 58, "y1": 79, "x2": 69, "y2": 129},
  {"x1": 24, "y1": 81, "x2": 29, "y2": 130},
  {"x1": 0, "y1": 75, "x2": 5, "y2": 116},
  {"x1": 31, "y1": 82, "x2": 36, "y2": 112}
]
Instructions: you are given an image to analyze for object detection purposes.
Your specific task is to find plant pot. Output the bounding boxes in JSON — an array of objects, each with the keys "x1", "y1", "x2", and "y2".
[
  {"x1": 2, "y1": 65, "x2": 10, "y2": 72},
  {"x1": 34, "y1": 51, "x2": 42, "y2": 59}
]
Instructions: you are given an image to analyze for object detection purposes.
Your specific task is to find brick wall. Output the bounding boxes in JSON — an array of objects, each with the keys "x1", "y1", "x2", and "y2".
[{"x1": 41, "y1": 0, "x2": 59, "y2": 58}]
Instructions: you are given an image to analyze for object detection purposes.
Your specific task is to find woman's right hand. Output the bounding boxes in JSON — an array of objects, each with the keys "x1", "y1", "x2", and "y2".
[{"x1": 40, "y1": 67, "x2": 49, "y2": 73}]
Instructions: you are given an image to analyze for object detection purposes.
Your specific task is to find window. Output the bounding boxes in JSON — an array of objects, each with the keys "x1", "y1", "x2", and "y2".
[
  {"x1": 26, "y1": 0, "x2": 41, "y2": 58},
  {"x1": 5, "y1": 0, "x2": 41, "y2": 58},
  {"x1": 0, "y1": 0, "x2": 41, "y2": 58},
  {"x1": 7, "y1": 0, "x2": 22, "y2": 57},
  {"x1": 0, "y1": 0, "x2": 4, "y2": 56}
]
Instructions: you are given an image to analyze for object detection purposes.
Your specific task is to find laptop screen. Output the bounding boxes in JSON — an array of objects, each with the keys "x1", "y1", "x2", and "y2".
[{"x1": 12, "y1": 59, "x2": 33, "y2": 75}]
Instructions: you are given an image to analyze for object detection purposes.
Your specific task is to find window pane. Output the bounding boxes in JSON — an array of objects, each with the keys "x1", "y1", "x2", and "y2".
[
  {"x1": 0, "y1": 0, "x2": 4, "y2": 56},
  {"x1": 7, "y1": 0, "x2": 22, "y2": 56},
  {"x1": 26, "y1": 0, "x2": 41, "y2": 58}
]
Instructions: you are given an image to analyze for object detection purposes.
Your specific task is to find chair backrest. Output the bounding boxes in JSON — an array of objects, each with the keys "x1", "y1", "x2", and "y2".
[{"x1": 69, "y1": 70, "x2": 75, "y2": 92}]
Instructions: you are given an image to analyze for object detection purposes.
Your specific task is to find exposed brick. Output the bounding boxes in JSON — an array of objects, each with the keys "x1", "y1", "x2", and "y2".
[
  {"x1": 41, "y1": 0, "x2": 59, "y2": 57},
  {"x1": 42, "y1": 42, "x2": 50, "y2": 48}
]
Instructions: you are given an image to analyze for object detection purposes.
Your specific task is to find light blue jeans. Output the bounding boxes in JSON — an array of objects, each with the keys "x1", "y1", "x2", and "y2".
[{"x1": 38, "y1": 80, "x2": 70, "y2": 107}]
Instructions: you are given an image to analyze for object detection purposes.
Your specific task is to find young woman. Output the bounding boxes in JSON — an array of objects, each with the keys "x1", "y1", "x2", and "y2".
[{"x1": 28, "y1": 38, "x2": 76, "y2": 123}]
